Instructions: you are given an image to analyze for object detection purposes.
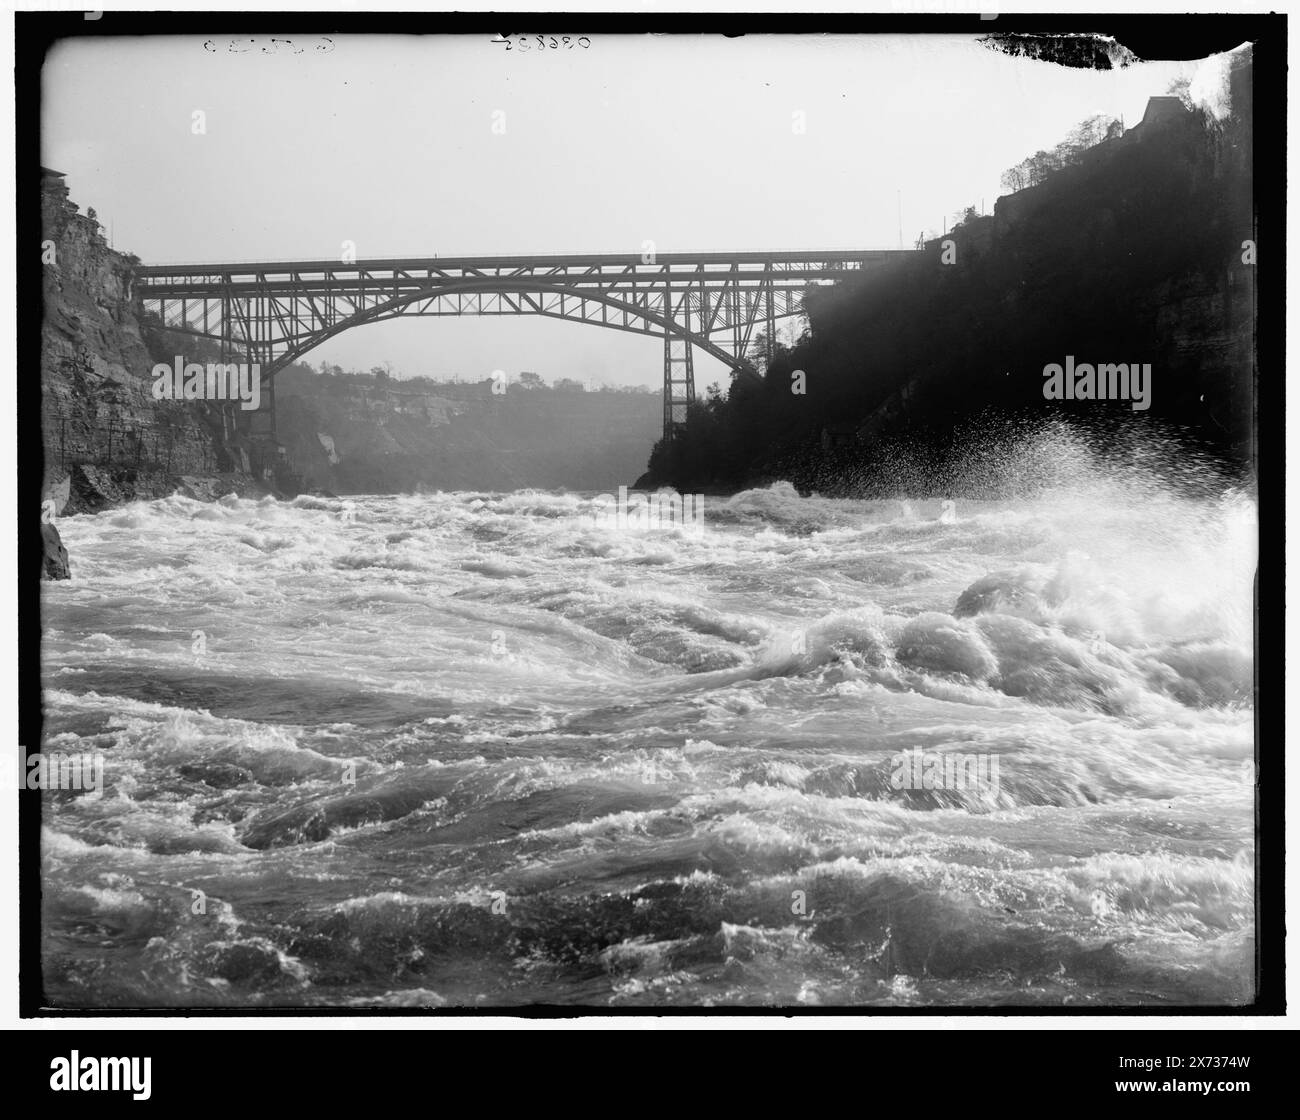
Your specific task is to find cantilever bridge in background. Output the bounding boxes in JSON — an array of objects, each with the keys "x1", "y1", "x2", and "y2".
[{"x1": 136, "y1": 250, "x2": 913, "y2": 446}]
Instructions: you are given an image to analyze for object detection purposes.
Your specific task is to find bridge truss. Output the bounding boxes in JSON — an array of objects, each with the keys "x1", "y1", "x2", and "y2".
[{"x1": 136, "y1": 250, "x2": 908, "y2": 445}]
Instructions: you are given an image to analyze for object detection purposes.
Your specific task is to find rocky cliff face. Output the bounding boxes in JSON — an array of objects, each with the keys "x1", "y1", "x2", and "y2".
[{"x1": 40, "y1": 175, "x2": 263, "y2": 516}]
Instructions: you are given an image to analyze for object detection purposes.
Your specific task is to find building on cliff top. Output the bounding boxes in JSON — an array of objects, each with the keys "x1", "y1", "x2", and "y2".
[
  {"x1": 41, "y1": 166, "x2": 70, "y2": 202},
  {"x1": 1138, "y1": 96, "x2": 1189, "y2": 128}
]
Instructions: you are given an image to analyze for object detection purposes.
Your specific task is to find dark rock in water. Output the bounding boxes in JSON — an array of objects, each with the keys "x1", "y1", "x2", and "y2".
[
  {"x1": 196, "y1": 940, "x2": 291, "y2": 987},
  {"x1": 177, "y1": 475, "x2": 241, "y2": 503},
  {"x1": 41, "y1": 522, "x2": 71, "y2": 580},
  {"x1": 178, "y1": 762, "x2": 255, "y2": 789},
  {"x1": 243, "y1": 803, "x2": 333, "y2": 848},
  {"x1": 240, "y1": 769, "x2": 459, "y2": 849},
  {"x1": 68, "y1": 463, "x2": 129, "y2": 512},
  {"x1": 417, "y1": 784, "x2": 679, "y2": 846}
]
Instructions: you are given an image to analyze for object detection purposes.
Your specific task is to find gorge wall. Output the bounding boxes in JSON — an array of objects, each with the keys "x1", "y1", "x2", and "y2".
[
  {"x1": 642, "y1": 58, "x2": 1256, "y2": 497},
  {"x1": 40, "y1": 171, "x2": 270, "y2": 515}
]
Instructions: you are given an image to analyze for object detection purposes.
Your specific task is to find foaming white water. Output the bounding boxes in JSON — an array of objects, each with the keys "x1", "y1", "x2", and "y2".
[{"x1": 38, "y1": 461, "x2": 1255, "y2": 1007}]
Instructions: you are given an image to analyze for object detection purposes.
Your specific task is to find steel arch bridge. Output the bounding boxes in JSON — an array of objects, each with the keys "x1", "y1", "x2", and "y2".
[{"x1": 135, "y1": 250, "x2": 911, "y2": 445}]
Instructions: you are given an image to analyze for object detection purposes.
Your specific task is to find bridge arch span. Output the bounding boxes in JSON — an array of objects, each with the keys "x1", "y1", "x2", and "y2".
[
  {"x1": 266, "y1": 277, "x2": 753, "y2": 381},
  {"x1": 138, "y1": 249, "x2": 904, "y2": 441}
]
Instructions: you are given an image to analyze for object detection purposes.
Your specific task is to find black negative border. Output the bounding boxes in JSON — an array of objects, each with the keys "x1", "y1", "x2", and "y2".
[{"x1": 15, "y1": 9, "x2": 1285, "y2": 1019}]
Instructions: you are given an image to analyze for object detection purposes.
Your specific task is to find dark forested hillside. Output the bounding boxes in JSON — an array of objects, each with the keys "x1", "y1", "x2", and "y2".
[
  {"x1": 273, "y1": 367, "x2": 660, "y2": 494},
  {"x1": 642, "y1": 53, "x2": 1254, "y2": 497}
]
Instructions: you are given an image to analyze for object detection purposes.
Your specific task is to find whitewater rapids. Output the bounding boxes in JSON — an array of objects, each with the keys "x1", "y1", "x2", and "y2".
[{"x1": 39, "y1": 463, "x2": 1256, "y2": 1007}]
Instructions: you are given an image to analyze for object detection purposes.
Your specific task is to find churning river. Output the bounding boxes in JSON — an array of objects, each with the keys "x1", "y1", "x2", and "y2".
[{"x1": 39, "y1": 447, "x2": 1257, "y2": 1008}]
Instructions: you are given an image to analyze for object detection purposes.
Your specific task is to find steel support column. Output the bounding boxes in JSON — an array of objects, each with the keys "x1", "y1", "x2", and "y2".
[
  {"x1": 662, "y1": 276, "x2": 695, "y2": 443},
  {"x1": 765, "y1": 274, "x2": 775, "y2": 369}
]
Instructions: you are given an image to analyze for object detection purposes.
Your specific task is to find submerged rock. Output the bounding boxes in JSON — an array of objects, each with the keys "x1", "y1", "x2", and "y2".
[
  {"x1": 178, "y1": 761, "x2": 255, "y2": 789},
  {"x1": 240, "y1": 770, "x2": 458, "y2": 850},
  {"x1": 41, "y1": 522, "x2": 70, "y2": 580}
]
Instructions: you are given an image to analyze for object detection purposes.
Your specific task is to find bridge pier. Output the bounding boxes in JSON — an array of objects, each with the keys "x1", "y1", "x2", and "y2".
[
  {"x1": 218, "y1": 318, "x2": 282, "y2": 485},
  {"x1": 663, "y1": 330, "x2": 695, "y2": 442}
]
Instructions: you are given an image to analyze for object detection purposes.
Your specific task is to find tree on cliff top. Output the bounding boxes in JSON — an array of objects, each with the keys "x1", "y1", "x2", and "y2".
[{"x1": 1000, "y1": 113, "x2": 1120, "y2": 193}]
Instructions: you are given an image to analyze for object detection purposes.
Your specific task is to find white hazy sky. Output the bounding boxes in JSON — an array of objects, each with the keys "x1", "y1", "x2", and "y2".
[{"x1": 43, "y1": 33, "x2": 1196, "y2": 388}]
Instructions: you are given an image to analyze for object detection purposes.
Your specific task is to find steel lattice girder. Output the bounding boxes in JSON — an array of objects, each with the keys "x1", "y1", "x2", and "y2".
[{"x1": 138, "y1": 250, "x2": 912, "y2": 377}]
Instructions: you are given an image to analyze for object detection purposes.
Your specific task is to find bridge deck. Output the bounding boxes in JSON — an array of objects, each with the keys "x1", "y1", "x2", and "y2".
[{"x1": 137, "y1": 249, "x2": 913, "y2": 279}]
